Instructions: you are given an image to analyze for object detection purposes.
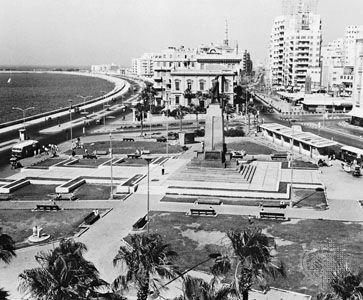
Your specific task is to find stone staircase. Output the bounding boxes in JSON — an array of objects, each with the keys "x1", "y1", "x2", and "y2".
[{"x1": 239, "y1": 164, "x2": 257, "y2": 183}]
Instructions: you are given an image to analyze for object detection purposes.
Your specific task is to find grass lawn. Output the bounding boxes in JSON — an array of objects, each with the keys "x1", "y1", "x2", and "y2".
[
  {"x1": 11, "y1": 184, "x2": 58, "y2": 201},
  {"x1": 227, "y1": 141, "x2": 275, "y2": 155},
  {"x1": 115, "y1": 158, "x2": 150, "y2": 166},
  {"x1": 293, "y1": 188, "x2": 327, "y2": 209},
  {"x1": 144, "y1": 211, "x2": 363, "y2": 297},
  {"x1": 31, "y1": 158, "x2": 66, "y2": 167},
  {"x1": 74, "y1": 183, "x2": 114, "y2": 200},
  {"x1": 66, "y1": 141, "x2": 183, "y2": 155},
  {"x1": 71, "y1": 158, "x2": 110, "y2": 167},
  {"x1": 0, "y1": 209, "x2": 93, "y2": 245}
]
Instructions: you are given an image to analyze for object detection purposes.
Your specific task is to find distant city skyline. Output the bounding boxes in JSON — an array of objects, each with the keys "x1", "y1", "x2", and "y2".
[{"x1": 0, "y1": 0, "x2": 362, "y2": 67}]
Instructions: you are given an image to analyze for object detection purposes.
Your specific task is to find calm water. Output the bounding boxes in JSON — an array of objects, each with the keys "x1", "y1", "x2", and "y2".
[{"x1": 0, "y1": 72, "x2": 115, "y2": 124}]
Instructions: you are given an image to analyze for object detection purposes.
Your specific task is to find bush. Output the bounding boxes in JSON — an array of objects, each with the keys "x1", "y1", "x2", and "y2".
[
  {"x1": 225, "y1": 127, "x2": 245, "y2": 137},
  {"x1": 194, "y1": 129, "x2": 205, "y2": 137}
]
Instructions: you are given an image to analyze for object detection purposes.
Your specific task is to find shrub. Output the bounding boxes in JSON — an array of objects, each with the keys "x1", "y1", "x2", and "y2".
[{"x1": 225, "y1": 127, "x2": 245, "y2": 137}]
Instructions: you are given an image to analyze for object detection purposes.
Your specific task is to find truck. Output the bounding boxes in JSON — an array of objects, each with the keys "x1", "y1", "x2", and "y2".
[{"x1": 11, "y1": 140, "x2": 40, "y2": 159}]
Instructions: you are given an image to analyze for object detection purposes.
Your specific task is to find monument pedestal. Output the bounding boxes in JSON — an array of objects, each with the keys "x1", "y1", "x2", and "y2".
[{"x1": 192, "y1": 104, "x2": 227, "y2": 168}]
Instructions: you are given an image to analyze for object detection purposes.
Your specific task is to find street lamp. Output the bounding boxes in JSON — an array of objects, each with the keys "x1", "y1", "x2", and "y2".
[
  {"x1": 290, "y1": 126, "x2": 295, "y2": 208},
  {"x1": 165, "y1": 91, "x2": 169, "y2": 156},
  {"x1": 68, "y1": 100, "x2": 73, "y2": 142},
  {"x1": 109, "y1": 132, "x2": 114, "y2": 200},
  {"x1": 12, "y1": 106, "x2": 34, "y2": 130},
  {"x1": 77, "y1": 95, "x2": 92, "y2": 112},
  {"x1": 144, "y1": 156, "x2": 153, "y2": 233}
]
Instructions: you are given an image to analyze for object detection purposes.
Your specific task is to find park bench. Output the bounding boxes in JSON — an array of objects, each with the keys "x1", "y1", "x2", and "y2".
[
  {"x1": 196, "y1": 199, "x2": 222, "y2": 205},
  {"x1": 127, "y1": 153, "x2": 141, "y2": 159},
  {"x1": 261, "y1": 203, "x2": 287, "y2": 209},
  {"x1": 34, "y1": 204, "x2": 61, "y2": 212},
  {"x1": 54, "y1": 193, "x2": 77, "y2": 201},
  {"x1": 271, "y1": 152, "x2": 288, "y2": 161},
  {"x1": 83, "y1": 153, "x2": 97, "y2": 159},
  {"x1": 259, "y1": 211, "x2": 286, "y2": 220},
  {"x1": 123, "y1": 138, "x2": 135, "y2": 142},
  {"x1": 84, "y1": 211, "x2": 100, "y2": 225},
  {"x1": 190, "y1": 208, "x2": 217, "y2": 217},
  {"x1": 132, "y1": 215, "x2": 148, "y2": 230}
]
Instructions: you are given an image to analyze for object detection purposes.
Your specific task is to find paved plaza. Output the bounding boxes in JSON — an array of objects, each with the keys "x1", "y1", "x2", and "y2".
[{"x1": 0, "y1": 133, "x2": 362, "y2": 299}]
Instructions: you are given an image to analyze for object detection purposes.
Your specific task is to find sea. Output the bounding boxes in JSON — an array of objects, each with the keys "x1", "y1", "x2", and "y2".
[{"x1": 0, "y1": 71, "x2": 115, "y2": 124}]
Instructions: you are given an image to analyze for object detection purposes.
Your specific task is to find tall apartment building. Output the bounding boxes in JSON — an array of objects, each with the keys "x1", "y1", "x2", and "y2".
[
  {"x1": 343, "y1": 25, "x2": 363, "y2": 67},
  {"x1": 131, "y1": 53, "x2": 155, "y2": 77},
  {"x1": 242, "y1": 50, "x2": 253, "y2": 75},
  {"x1": 350, "y1": 37, "x2": 363, "y2": 126},
  {"x1": 269, "y1": 7, "x2": 322, "y2": 90}
]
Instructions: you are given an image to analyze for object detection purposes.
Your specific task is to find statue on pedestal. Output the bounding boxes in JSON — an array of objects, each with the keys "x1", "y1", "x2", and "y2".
[{"x1": 210, "y1": 76, "x2": 220, "y2": 104}]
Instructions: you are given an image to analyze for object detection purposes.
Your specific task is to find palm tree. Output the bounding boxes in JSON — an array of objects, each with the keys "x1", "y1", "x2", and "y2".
[
  {"x1": 175, "y1": 275, "x2": 236, "y2": 300},
  {"x1": 0, "y1": 230, "x2": 16, "y2": 264},
  {"x1": 211, "y1": 228, "x2": 285, "y2": 300},
  {"x1": 112, "y1": 233, "x2": 178, "y2": 300},
  {"x1": 319, "y1": 265, "x2": 363, "y2": 300},
  {"x1": 135, "y1": 83, "x2": 156, "y2": 136},
  {"x1": 169, "y1": 105, "x2": 189, "y2": 132},
  {"x1": 0, "y1": 229, "x2": 16, "y2": 300},
  {"x1": 18, "y1": 238, "x2": 108, "y2": 300},
  {"x1": 183, "y1": 88, "x2": 195, "y2": 107}
]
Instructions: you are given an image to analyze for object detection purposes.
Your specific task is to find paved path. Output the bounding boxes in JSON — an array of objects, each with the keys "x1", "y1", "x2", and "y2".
[{"x1": 1, "y1": 136, "x2": 363, "y2": 299}]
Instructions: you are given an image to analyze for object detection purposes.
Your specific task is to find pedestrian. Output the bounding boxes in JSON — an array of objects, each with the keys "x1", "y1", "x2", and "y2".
[{"x1": 161, "y1": 164, "x2": 165, "y2": 175}]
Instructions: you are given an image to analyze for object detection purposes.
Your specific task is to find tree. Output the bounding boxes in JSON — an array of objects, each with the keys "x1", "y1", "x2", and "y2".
[
  {"x1": 0, "y1": 229, "x2": 16, "y2": 300},
  {"x1": 135, "y1": 83, "x2": 156, "y2": 136},
  {"x1": 211, "y1": 228, "x2": 285, "y2": 300},
  {"x1": 169, "y1": 105, "x2": 189, "y2": 132},
  {"x1": 183, "y1": 88, "x2": 195, "y2": 106},
  {"x1": 18, "y1": 238, "x2": 108, "y2": 300},
  {"x1": 0, "y1": 230, "x2": 16, "y2": 265},
  {"x1": 174, "y1": 275, "x2": 236, "y2": 300},
  {"x1": 113, "y1": 233, "x2": 178, "y2": 300},
  {"x1": 318, "y1": 265, "x2": 363, "y2": 300}
]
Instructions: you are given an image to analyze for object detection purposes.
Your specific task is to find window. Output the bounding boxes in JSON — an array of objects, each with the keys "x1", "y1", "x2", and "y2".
[
  {"x1": 175, "y1": 95, "x2": 180, "y2": 105},
  {"x1": 199, "y1": 80, "x2": 205, "y2": 91},
  {"x1": 175, "y1": 80, "x2": 180, "y2": 91},
  {"x1": 187, "y1": 80, "x2": 193, "y2": 90}
]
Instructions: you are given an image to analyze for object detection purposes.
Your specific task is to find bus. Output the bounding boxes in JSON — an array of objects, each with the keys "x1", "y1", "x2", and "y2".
[
  {"x1": 340, "y1": 145, "x2": 363, "y2": 163},
  {"x1": 11, "y1": 140, "x2": 40, "y2": 159}
]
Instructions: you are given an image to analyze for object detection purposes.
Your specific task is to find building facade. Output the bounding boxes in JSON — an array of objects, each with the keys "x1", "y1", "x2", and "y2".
[
  {"x1": 269, "y1": 10, "x2": 322, "y2": 90},
  {"x1": 350, "y1": 37, "x2": 363, "y2": 125},
  {"x1": 151, "y1": 43, "x2": 243, "y2": 108},
  {"x1": 131, "y1": 53, "x2": 155, "y2": 77}
]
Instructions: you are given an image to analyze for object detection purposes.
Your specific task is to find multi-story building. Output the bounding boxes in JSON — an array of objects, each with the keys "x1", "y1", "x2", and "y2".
[
  {"x1": 343, "y1": 25, "x2": 363, "y2": 67},
  {"x1": 131, "y1": 53, "x2": 155, "y2": 77},
  {"x1": 152, "y1": 43, "x2": 243, "y2": 108},
  {"x1": 350, "y1": 37, "x2": 363, "y2": 126},
  {"x1": 91, "y1": 63, "x2": 121, "y2": 73},
  {"x1": 269, "y1": 8, "x2": 322, "y2": 90}
]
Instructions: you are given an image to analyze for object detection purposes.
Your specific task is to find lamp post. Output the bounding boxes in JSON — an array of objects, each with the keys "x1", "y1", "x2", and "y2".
[
  {"x1": 290, "y1": 126, "x2": 294, "y2": 208},
  {"x1": 77, "y1": 95, "x2": 92, "y2": 112},
  {"x1": 109, "y1": 132, "x2": 114, "y2": 200},
  {"x1": 12, "y1": 106, "x2": 34, "y2": 130},
  {"x1": 68, "y1": 100, "x2": 73, "y2": 141},
  {"x1": 144, "y1": 156, "x2": 153, "y2": 233},
  {"x1": 166, "y1": 91, "x2": 169, "y2": 156}
]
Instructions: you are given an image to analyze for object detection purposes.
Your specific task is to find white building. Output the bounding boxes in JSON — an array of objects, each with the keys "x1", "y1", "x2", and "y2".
[
  {"x1": 343, "y1": 25, "x2": 363, "y2": 67},
  {"x1": 152, "y1": 43, "x2": 242, "y2": 108},
  {"x1": 349, "y1": 36, "x2": 363, "y2": 126},
  {"x1": 91, "y1": 63, "x2": 121, "y2": 73},
  {"x1": 131, "y1": 53, "x2": 155, "y2": 77},
  {"x1": 269, "y1": 9, "x2": 322, "y2": 90}
]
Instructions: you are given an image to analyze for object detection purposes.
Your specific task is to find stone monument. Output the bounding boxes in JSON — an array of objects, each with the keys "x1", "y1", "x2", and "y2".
[{"x1": 194, "y1": 76, "x2": 227, "y2": 168}]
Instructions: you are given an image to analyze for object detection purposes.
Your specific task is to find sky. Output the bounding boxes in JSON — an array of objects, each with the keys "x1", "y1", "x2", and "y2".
[{"x1": 0, "y1": 0, "x2": 362, "y2": 67}]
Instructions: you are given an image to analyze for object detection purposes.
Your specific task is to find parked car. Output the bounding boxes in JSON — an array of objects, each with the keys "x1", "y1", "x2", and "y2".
[{"x1": 156, "y1": 136, "x2": 167, "y2": 142}]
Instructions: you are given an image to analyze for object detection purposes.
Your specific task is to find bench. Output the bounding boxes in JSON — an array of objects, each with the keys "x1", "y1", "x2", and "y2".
[
  {"x1": 261, "y1": 203, "x2": 287, "y2": 209},
  {"x1": 196, "y1": 199, "x2": 222, "y2": 205},
  {"x1": 35, "y1": 204, "x2": 61, "y2": 212},
  {"x1": 127, "y1": 153, "x2": 141, "y2": 159},
  {"x1": 190, "y1": 208, "x2": 217, "y2": 216},
  {"x1": 54, "y1": 193, "x2": 77, "y2": 201},
  {"x1": 84, "y1": 211, "x2": 100, "y2": 225},
  {"x1": 259, "y1": 211, "x2": 286, "y2": 220},
  {"x1": 123, "y1": 138, "x2": 135, "y2": 142},
  {"x1": 132, "y1": 215, "x2": 148, "y2": 230},
  {"x1": 83, "y1": 154, "x2": 97, "y2": 159},
  {"x1": 271, "y1": 152, "x2": 288, "y2": 161}
]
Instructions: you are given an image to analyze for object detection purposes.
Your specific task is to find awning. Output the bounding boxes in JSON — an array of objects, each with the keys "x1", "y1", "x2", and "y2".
[{"x1": 347, "y1": 108, "x2": 363, "y2": 118}]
